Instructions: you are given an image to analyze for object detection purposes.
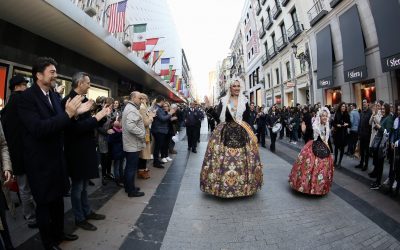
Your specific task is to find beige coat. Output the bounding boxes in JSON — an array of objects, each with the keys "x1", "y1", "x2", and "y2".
[
  {"x1": 369, "y1": 111, "x2": 382, "y2": 147},
  {"x1": 0, "y1": 123, "x2": 13, "y2": 229},
  {"x1": 122, "y1": 102, "x2": 146, "y2": 152},
  {"x1": 139, "y1": 104, "x2": 154, "y2": 160}
]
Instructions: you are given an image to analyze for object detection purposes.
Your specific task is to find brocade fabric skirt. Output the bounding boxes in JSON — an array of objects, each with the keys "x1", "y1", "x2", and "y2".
[
  {"x1": 289, "y1": 140, "x2": 334, "y2": 195},
  {"x1": 200, "y1": 121, "x2": 263, "y2": 198}
]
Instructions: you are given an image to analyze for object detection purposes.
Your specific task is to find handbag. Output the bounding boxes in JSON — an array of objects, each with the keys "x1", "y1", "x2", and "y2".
[
  {"x1": 312, "y1": 137, "x2": 331, "y2": 158},
  {"x1": 4, "y1": 177, "x2": 19, "y2": 193}
]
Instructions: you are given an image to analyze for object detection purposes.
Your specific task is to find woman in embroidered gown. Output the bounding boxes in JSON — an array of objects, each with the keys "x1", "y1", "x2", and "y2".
[
  {"x1": 289, "y1": 107, "x2": 334, "y2": 195},
  {"x1": 200, "y1": 79, "x2": 263, "y2": 198}
]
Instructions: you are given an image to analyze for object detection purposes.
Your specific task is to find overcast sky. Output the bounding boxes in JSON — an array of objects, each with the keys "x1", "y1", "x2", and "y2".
[{"x1": 167, "y1": 0, "x2": 245, "y2": 99}]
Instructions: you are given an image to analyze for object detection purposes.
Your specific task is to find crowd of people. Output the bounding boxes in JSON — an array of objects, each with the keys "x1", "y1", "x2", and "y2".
[
  {"x1": 205, "y1": 98, "x2": 399, "y2": 196},
  {"x1": 0, "y1": 57, "x2": 398, "y2": 249},
  {"x1": 0, "y1": 57, "x2": 195, "y2": 250}
]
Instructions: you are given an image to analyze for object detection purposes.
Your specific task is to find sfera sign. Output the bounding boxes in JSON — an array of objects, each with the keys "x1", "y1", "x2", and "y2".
[
  {"x1": 344, "y1": 66, "x2": 367, "y2": 82},
  {"x1": 317, "y1": 76, "x2": 333, "y2": 89},
  {"x1": 382, "y1": 53, "x2": 400, "y2": 72}
]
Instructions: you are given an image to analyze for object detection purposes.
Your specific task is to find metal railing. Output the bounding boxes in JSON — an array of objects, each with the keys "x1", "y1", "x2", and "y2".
[
  {"x1": 268, "y1": 45, "x2": 277, "y2": 59},
  {"x1": 259, "y1": 26, "x2": 266, "y2": 39},
  {"x1": 307, "y1": 0, "x2": 328, "y2": 25},
  {"x1": 276, "y1": 36, "x2": 288, "y2": 51},
  {"x1": 272, "y1": 4, "x2": 282, "y2": 20},
  {"x1": 287, "y1": 21, "x2": 302, "y2": 41},
  {"x1": 262, "y1": 54, "x2": 269, "y2": 65},
  {"x1": 265, "y1": 17, "x2": 273, "y2": 30},
  {"x1": 256, "y1": 4, "x2": 262, "y2": 15},
  {"x1": 281, "y1": 0, "x2": 290, "y2": 6}
]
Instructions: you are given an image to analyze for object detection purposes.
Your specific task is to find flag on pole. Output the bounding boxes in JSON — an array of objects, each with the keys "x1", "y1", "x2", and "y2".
[
  {"x1": 161, "y1": 58, "x2": 170, "y2": 64},
  {"x1": 142, "y1": 38, "x2": 159, "y2": 62},
  {"x1": 107, "y1": 0, "x2": 127, "y2": 33},
  {"x1": 176, "y1": 78, "x2": 181, "y2": 91},
  {"x1": 159, "y1": 58, "x2": 171, "y2": 76},
  {"x1": 152, "y1": 50, "x2": 164, "y2": 67},
  {"x1": 169, "y1": 69, "x2": 176, "y2": 83},
  {"x1": 163, "y1": 65, "x2": 173, "y2": 80},
  {"x1": 132, "y1": 24, "x2": 147, "y2": 51}
]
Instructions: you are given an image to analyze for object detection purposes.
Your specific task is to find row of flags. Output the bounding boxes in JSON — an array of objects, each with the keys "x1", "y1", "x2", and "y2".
[{"x1": 106, "y1": 0, "x2": 188, "y2": 96}]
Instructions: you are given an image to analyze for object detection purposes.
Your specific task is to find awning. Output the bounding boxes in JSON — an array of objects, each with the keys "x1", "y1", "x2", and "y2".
[
  {"x1": 316, "y1": 25, "x2": 333, "y2": 89},
  {"x1": 339, "y1": 5, "x2": 367, "y2": 82},
  {"x1": 0, "y1": 0, "x2": 185, "y2": 102},
  {"x1": 369, "y1": 0, "x2": 400, "y2": 72}
]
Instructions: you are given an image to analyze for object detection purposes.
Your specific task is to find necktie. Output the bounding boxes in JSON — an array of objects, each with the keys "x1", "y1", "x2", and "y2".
[{"x1": 45, "y1": 93, "x2": 53, "y2": 109}]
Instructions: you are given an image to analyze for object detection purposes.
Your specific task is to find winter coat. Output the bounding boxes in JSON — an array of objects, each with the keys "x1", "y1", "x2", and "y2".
[
  {"x1": 139, "y1": 104, "x2": 153, "y2": 160},
  {"x1": 108, "y1": 128, "x2": 124, "y2": 160},
  {"x1": 122, "y1": 102, "x2": 145, "y2": 152},
  {"x1": 151, "y1": 104, "x2": 171, "y2": 134},
  {"x1": 333, "y1": 111, "x2": 351, "y2": 147},
  {"x1": 62, "y1": 90, "x2": 105, "y2": 180}
]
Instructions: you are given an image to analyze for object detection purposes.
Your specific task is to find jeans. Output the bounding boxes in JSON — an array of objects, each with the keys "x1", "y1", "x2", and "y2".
[
  {"x1": 124, "y1": 151, "x2": 139, "y2": 194},
  {"x1": 113, "y1": 159, "x2": 125, "y2": 180},
  {"x1": 16, "y1": 174, "x2": 36, "y2": 224},
  {"x1": 71, "y1": 179, "x2": 91, "y2": 222}
]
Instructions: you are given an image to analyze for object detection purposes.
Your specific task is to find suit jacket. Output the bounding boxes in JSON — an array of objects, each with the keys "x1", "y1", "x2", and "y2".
[
  {"x1": 61, "y1": 90, "x2": 103, "y2": 180},
  {"x1": 18, "y1": 83, "x2": 71, "y2": 204},
  {"x1": 185, "y1": 108, "x2": 202, "y2": 127},
  {"x1": 1, "y1": 91, "x2": 25, "y2": 175}
]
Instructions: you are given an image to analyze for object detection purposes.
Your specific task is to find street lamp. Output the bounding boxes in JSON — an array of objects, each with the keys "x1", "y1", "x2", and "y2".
[{"x1": 291, "y1": 43, "x2": 314, "y2": 105}]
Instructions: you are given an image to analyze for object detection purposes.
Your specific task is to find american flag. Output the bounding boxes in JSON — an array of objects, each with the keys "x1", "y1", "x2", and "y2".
[{"x1": 107, "y1": 0, "x2": 127, "y2": 33}]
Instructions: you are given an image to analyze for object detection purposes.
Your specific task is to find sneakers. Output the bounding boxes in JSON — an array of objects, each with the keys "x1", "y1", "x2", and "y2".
[
  {"x1": 161, "y1": 158, "x2": 168, "y2": 163},
  {"x1": 166, "y1": 157, "x2": 173, "y2": 162},
  {"x1": 76, "y1": 220, "x2": 97, "y2": 231},
  {"x1": 86, "y1": 212, "x2": 106, "y2": 220},
  {"x1": 370, "y1": 182, "x2": 380, "y2": 190}
]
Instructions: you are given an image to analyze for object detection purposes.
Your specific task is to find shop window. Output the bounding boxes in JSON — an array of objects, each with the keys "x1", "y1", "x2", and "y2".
[
  {"x1": 256, "y1": 88, "x2": 262, "y2": 107},
  {"x1": 286, "y1": 61, "x2": 291, "y2": 80},
  {"x1": 326, "y1": 88, "x2": 342, "y2": 106},
  {"x1": 354, "y1": 80, "x2": 376, "y2": 108}
]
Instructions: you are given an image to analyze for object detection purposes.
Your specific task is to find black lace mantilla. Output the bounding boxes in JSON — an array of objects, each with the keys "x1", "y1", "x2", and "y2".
[{"x1": 221, "y1": 121, "x2": 248, "y2": 148}]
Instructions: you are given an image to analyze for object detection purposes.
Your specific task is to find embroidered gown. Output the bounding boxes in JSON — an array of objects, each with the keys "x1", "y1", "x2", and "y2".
[
  {"x1": 288, "y1": 124, "x2": 334, "y2": 195},
  {"x1": 200, "y1": 102, "x2": 263, "y2": 198}
]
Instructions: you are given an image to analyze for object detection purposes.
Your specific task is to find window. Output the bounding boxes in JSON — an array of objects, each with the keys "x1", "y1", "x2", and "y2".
[
  {"x1": 249, "y1": 74, "x2": 252, "y2": 88},
  {"x1": 271, "y1": 33, "x2": 276, "y2": 49},
  {"x1": 275, "y1": 68, "x2": 280, "y2": 85},
  {"x1": 300, "y1": 59, "x2": 306, "y2": 73},
  {"x1": 247, "y1": 13, "x2": 249, "y2": 19},
  {"x1": 291, "y1": 8, "x2": 298, "y2": 24},
  {"x1": 254, "y1": 67, "x2": 259, "y2": 84},
  {"x1": 286, "y1": 62, "x2": 291, "y2": 80},
  {"x1": 267, "y1": 8, "x2": 271, "y2": 21},
  {"x1": 267, "y1": 73, "x2": 271, "y2": 88},
  {"x1": 251, "y1": 48, "x2": 254, "y2": 55},
  {"x1": 280, "y1": 22, "x2": 286, "y2": 40},
  {"x1": 248, "y1": 52, "x2": 251, "y2": 60},
  {"x1": 261, "y1": 17, "x2": 264, "y2": 29},
  {"x1": 245, "y1": 19, "x2": 247, "y2": 25},
  {"x1": 249, "y1": 29, "x2": 252, "y2": 36},
  {"x1": 264, "y1": 41, "x2": 268, "y2": 54}
]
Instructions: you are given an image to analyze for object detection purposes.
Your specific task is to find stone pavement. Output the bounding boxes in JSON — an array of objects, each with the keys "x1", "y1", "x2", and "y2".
[
  {"x1": 161, "y1": 123, "x2": 400, "y2": 250},
  {"x1": 10, "y1": 120, "x2": 400, "y2": 249}
]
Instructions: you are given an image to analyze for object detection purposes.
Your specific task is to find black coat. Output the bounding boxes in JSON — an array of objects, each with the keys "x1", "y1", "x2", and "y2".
[
  {"x1": 18, "y1": 83, "x2": 71, "y2": 204},
  {"x1": 1, "y1": 91, "x2": 25, "y2": 175},
  {"x1": 358, "y1": 108, "x2": 372, "y2": 138},
  {"x1": 302, "y1": 112, "x2": 313, "y2": 142},
  {"x1": 185, "y1": 108, "x2": 203, "y2": 127},
  {"x1": 61, "y1": 90, "x2": 103, "y2": 180},
  {"x1": 333, "y1": 111, "x2": 351, "y2": 147}
]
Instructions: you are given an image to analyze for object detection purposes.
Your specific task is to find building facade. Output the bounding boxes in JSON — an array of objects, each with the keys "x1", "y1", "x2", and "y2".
[
  {"x1": 305, "y1": 0, "x2": 400, "y2": 107},
  {"x1": 255, "y1": 0, "x2": 312, "y2": 108}
]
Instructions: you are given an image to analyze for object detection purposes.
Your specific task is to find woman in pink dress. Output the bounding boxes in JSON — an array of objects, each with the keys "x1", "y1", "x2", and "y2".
[{"x1": 289, "y1": 107, "x2": 334, "y2": 195}]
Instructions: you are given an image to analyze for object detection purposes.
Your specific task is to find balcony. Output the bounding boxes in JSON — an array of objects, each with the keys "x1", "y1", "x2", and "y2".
[
  {"x1": 268, "y1": 45, "x2": 277, "y2": 60},
  {"x1": 261, "y1": 54, "x2": 269, "y2": 65},
  {"x1": 287, "y1": 21, "x2": 302, "y2": 42},
  {"x1": 308, "y1": 0, "x2": 328, "y2": 27},
  {"x1": 256, "y1": 4, "x2": 262, "y2": 16},
  {"x1": 276, "y1": 36, "x2": 288, "y2": 52},
  {"x1": 261, "y1": 0, "x2": 267, "y2": 5},
  {"x1": 265, "y1": 17, "x2": 273, "y2": 30},
  {"x1": 281, "y1": 0, "x2": 290, "y2": 6},
  {"x1": 259, "y1": 27, "x2": 266, "y2": 39},
  {"x1": 330, "y1": 0, "x2": 342, "y2": 8},
  {"x1": 272, "y1": 4, "x2": 282, "y2": 20}
]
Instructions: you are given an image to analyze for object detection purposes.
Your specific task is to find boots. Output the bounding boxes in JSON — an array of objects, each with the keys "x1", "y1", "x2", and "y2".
[{"x1": 138, "y1": 169, "x2": 150, "y2": 179}]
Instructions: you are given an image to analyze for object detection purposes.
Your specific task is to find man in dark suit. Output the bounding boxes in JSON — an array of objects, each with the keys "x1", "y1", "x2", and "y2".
[
  {"x1": 18, "y1": 57, "x2": 89, "y2": 250},
  {"x1": 185, "y1": 102, "x2": 203, "y2": 153},
  {"x1": 62, "y1": 72, "x2": 110, "y2": 231},
  {"x1": 267, "y1": 105, "x2": 280, "y2": 152},
  {"x1": 248, "y1": 102, "x2": 257, "y2": 132},
  {"x1": 1, "y1": 75, "x2": 39, "y2": 229}
]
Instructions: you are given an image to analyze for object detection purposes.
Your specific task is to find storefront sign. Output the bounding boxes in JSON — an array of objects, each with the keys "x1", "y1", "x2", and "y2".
[
  {"x1": 286, "y1": 82, "x2": 295, "y2": 87},
  {"x1": 317, "y1": 76, "x2": 333, "y2": 89},
  {"x1": 344, "y1": 66, "x2": 367, "y2": 81},
  {"x1": 383, "y1": 53, "x2": 400, "y2": 71}
]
